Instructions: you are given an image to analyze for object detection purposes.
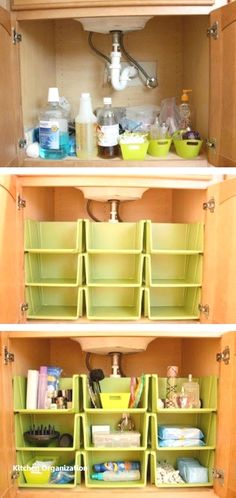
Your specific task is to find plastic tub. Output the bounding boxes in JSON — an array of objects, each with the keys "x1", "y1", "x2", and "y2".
[
  {"x1": 173, "y1": 138, "x2": 203, "y2": 159},
  {"x1": 100, "y1": 393, "x2": 131, "y2": 410},
  {"x1": 93, "y1": 431, "x2": 141, "y2": 448},
  {"x1": 120, "y1": 141, "x2": 149, "y2": 160},
  {"x1": 148, "y1": 138, "x2": 172, "y2": 157},
  {"x1": 23, "y1": 456, "x2": 58, "y2": 484}
]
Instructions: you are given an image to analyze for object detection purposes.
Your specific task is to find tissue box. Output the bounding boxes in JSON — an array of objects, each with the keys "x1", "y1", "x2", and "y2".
[{"x1": 93, "y1": 431, "x2": 141, "y2": 447}]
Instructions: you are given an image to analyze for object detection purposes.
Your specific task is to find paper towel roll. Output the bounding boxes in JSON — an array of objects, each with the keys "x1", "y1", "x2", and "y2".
[{"x1": 26, "y1": 370, "x2": 39, "y2": 409}]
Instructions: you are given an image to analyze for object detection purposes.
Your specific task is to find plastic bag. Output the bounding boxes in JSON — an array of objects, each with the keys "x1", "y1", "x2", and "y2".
[{"x1": 159, "y1": 97, "x2": 181, "y2": 135}]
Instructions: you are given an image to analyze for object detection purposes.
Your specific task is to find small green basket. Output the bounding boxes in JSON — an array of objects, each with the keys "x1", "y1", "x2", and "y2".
[
  {"x1": 23, "y1": 456, "x2": 58, "y2": 484},
  {"x1": 173, "y1": 136, "x2": 203, "y2": 159},
  {"x1": 148, "y1": 138, "x2": 172, "y2": 157},
  {"x1": 120, "y1": 141, "x2": 149, "y2": 160}
]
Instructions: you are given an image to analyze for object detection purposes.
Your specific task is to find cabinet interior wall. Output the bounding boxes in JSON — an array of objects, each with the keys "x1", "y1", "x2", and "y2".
[
  {"x1": 22, "y1": 186, "x2": 206, "y2": 223},
  {"x1": 10, "y1": 337, "x2": 220, "y2": 378},
  {"x1": 19, "y1": 15, "x2": 209, "y2": 138}
]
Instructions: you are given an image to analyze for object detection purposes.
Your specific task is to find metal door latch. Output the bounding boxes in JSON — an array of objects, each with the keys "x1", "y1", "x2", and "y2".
[
  {"x1": 216, "y1": 346, "x2": 230, "y2": 365},
  {"x1": 17, "y1": 195, "x2": 26, "y2": 210},
  {"x1": 198, "y1": 304, "x2": 210, "y2": 318},
  {"x1": 203, "y1": 198, "x2": 215, "y2": 213},
  {"x1": 207, "y1": 22, "x2": 219, "y2": 40}
]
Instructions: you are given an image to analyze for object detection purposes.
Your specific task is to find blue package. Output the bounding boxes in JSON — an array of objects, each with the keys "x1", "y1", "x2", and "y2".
[
  {"x1": 177, "y1": 458, "x2": 208, "y2": 483},
  {"x1": 158, "y1": 438, "x2": 205, "y2": 447},
  {"x1": 50, "y1": 462, "x2": 75, "y2": 484},
  {"x1": 158, "y1": 425, "x2": 204, "y2": 440}
]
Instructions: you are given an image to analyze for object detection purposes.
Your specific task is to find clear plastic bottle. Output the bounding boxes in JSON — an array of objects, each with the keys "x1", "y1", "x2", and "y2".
[
  {"x1": 182, "y1": 374, "x2": 200, "y2": 408},
  {"x1": 37, "y1": 366, "x2": 48, "y2": 409},
  {"x1": 97, "y1": 97, "x2": 119, "y2": 158},
  {"x1": 75, "y1": 93, "x2": 97, "y2": 159},
  {"x1": 91, "y1": 470, "x2": 141, "y2": 481},
  {"x1": 39, "y1": 88, "x2": 69, "y2": 159},
  {"x1": 179, "y1": 89, "x2": 192, "y2": 129}
]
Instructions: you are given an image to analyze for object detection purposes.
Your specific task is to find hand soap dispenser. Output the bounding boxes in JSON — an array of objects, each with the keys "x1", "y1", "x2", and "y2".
[{"x1": 182, "y1": 374, "x2": 201, "y2": 408}]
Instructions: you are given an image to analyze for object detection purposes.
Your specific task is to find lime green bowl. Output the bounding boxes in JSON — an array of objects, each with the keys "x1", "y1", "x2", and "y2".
[
  {"x1": 23, "y1": 457, "x2": 58, "y2": 484},
  {"x1": 148, "y1": 138, "x2": 172, "y2": 157},
  {"x1": 173, "y1": 138, "x2": 203, "y2": 159},
  {"x1": 120, "y1": 141, "x2": 149, "y2": 160}
]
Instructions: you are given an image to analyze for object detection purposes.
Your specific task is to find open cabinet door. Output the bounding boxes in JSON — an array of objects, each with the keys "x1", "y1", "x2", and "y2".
[
  {"x1": 0, "y1": 176, "x2": 24, "y2": 323},
  {"x1": 214, "y1": 331, "x2": 236, "y2": 497},
  {"x1": 0, "y1": 332, "x2": 16, "y2": 498},
  {"x1": 208, "y1": 2, "x2": 236, "y2": 166},
  {"x1": 201, "y1": 178, "x2": 236, "y2": 324},
  {"x1": 0, "y1": 7, "x2": 21, "y2": 166}
]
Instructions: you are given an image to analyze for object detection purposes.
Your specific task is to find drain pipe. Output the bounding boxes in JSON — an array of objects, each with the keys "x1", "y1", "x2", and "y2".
[{"x1": 110, "y1": 31, "x2": 136, "y2": 91}]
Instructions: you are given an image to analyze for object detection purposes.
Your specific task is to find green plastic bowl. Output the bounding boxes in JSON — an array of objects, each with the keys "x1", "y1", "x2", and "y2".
[
  {"x1": 173, "y1": 138, "x2": 203, "y2": 159},
  {"x1": 23, "y1": 457, "x2": 58, "y2": 484},
  {"x1": 120, "y1": 141, "x2": 149, "y2": 160},
  {"x1": 148, "y1": 138, "x2": 172, "y2": 157}
]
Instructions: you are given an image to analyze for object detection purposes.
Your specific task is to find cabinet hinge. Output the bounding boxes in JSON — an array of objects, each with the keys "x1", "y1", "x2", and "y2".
[
  {"x1": 12, "y1": 28, "x2": 22, "y2": 44},
  {"x1": 4, "y1": 346, "x2": 15, "y2": 365},
  {"x1": 216, "y1": 345, "x2": 230, "y2": 365},
  {"x1": 18, "y1": 138, "x2": 27, "y2": 149},
  {"x1": 203, "y1": 197, "x2": 215, "y2": 213},
  {"x1": 207, "y1": 21, "x2": 219, "y2": 40},
  {"x1": 21, "y1": 303, "x2": 29, "y2": 313},
  {"x1": 212, "y1": 468, "x2": 224, "y2": 485},
  {"x1": 11, "y1": 468, "x2": 20, "y2": 480},
  {"x1": 206, "y1": 138, "x2": 216, "y2": 152},
  {"x1": 17, "y1": 195, "x2": 26, "y2": 210},
  {"x1": 198, "y1": 304, "x2": 209, "y2": 318}
]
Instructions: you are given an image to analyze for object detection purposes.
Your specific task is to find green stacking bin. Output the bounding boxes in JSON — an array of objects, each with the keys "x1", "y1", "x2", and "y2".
[
  {"x1": 83, "y1": 449, "x2": 148, "y2": 488},
  {"x1": 17, "y1": 450, "x2": 81, "y2": 488},
  {"x1": 25, "y1": 286, "x2": 83, "y2": 320},
  {"x1": 13, "y1": 375, "x2": 80, "y2": 412},
  {"x1": 82, "y1": 375, "x2": 149, "y2": 413},
  {"x1": 85, "y1": 253, "x2": 144, "y2": 287},
  {"x1": 85, "y1": 220, "x2": 145, "y2": 254},
  {"x1": 84, "y1": 287, "x2": 143, "y2": 320},
  {"x1": 145, "y1": 254, "x2": 203, "y2": 287},
  {"x1": 146, "y1": 222, "x2": 204, "y2": 254},
  {"x1": 150, "y1": 412, "x2": 216, "y2": 451},
  {"x1": 144, "y1": 287, "x2": 201, "y2": 320},
  {"x1": 82, "y1": 412, "x2": 150, "y2": 450},
  {"x1": 25, "y1": 253, "x2": 83, "y2": 287},
  {"x1": 150, "y1": 450, "x2": 214, "y2": 488},
  {"x1": 15, "y1": 413, "x2": 81, "y2": 450},
  {"x1": 151, "y1": 375, "x2": 218, "y2": 413},
  {"x1": 25, "y1": 220, "x2": 83, "y2": 253}
]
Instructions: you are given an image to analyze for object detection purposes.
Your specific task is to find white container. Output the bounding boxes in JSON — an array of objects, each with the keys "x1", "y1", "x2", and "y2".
[
  {"x1": 93, "y1": 431, "x2": 141, "y2": 447},
  {"x1": 75, "y1": 93, "x2": 98, "y2": 159},
  {"x1": 26, "y1": 370, "x2": 39, "y2": 409}
]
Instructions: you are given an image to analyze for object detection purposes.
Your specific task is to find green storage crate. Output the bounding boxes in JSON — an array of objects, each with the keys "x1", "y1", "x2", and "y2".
[
  {"x1": 81, "y1": 412, "x2": 149, "y2": 450},
  {"x1": 144, "y1": 287, "x2": 201, "y2": 320},
  {"x1": 83, "y1": 450, "x2": 148, "y2": 488},
  {"x1": 25, "y1": 286, "x2": 83, "y2": 320},
  {"x1": 151, "y1": 375, "x2": 218, "y2": 413},
  {"x1": 146, "y1": 222, "x2": 204, "y2": 254},
  {"x1": 13, "y1": 375, "x2": 80, "y2": 412},
  {"x1": 17, "y1": 450, "x2": 81, "y2": 488},
  {"x1": 84, "y1": 287, "x2": 143, "y2": 320},
  {"x1": 150, "y1": 412, "x2": 216, "y2": 450},
  {"x1": 25, "y1": 220, "x2": 83, "y2": 253},
  {"x1": 25, "y1": 253, "x2": 83, "y2": 287},
  {"x1": 85, "y1": 254, "x2": 144, "y2": 287},
  {"x1": 150, "y1": 450, "x2": 214, "y2": 487},
  {"x1": 15, "y1": 413, "x2": 81, "y2": 450},
  {"x1": 82, "y1": 375, "x2": 149, "y2": 413},
  {"x1": 145, "y1": 254, "x2": 203, "y2": 287},
  {"x1": 85, "y1": 220, "x2": 145, "y2": 254}
]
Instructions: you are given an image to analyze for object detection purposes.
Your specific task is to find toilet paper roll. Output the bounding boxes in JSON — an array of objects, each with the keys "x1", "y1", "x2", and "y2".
[{"x1": 26, "y1": 370, "x2": 39, "y2": 409}]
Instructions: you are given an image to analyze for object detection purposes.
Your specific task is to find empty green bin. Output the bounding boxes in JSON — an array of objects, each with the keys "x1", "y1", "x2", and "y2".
[
  {"x1": 84, "y1": 287, "x2": 143, "y2": 320},
  {"x1": 25, "y1": 286, "x2": 83, "y2": 320},
  {"x1": 144, "y1": 287, "x2": 201, "y2": 320},
  {"x1": 85, "y1": 220, "x2": 145, "y2": 253},
  {"x1": 146, "y1": 222, "x2": 204, "y2": 254},
  {"x1": 145, "y1": 254, "x2": 203, "y2": 287},
  {"x1": 85, "y1": 254, "x2": 144, "y2": 286},
  {"x1": 25, "y1": 253, "x2": 83, "y2": 287},
  {"x1": 25, "y1": 220, "x2": 83, "y2": 253}
]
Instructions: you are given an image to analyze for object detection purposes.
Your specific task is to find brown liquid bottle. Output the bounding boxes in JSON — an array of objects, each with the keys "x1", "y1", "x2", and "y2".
[{"x1": 97, "y1": 97, "x2": 120, "y2": 158}]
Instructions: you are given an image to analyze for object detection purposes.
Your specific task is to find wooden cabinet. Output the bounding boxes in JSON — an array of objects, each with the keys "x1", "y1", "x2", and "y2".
[
  {"x1": 0, "y1": 330, "x2": 235, "y2": 497},
  {"x1": 0, "y1": 1, "x2": 236, "y2": 167},
  {"x1": 1, "y1": 174, "x2": 236, "y2": 324}
]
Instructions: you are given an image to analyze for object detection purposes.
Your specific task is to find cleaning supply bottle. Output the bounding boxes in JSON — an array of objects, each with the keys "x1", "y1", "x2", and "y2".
[
  {"x1": 179, "y1": 89, "x2": 192, "y2": 129},
  {"x1": 97, "y1": 97, "x2": 120, "y2": 158},
  {"x1": 182, "y1": 374, "x2": 200, "y2": 408},
  {"x1": 94, "y1": 461, "x2": 140, "y2": 473},
  {"x1": 75, "y1": 93, "x2": 97, "y2": 159},
  {"x1": 37, "y1": 366, "x2": 48, "y2": 409},
  {"x1": 39, "y1": 87, "x2": 69, "y2": 159},
  {"x1": 91, "y1": 470, "x2": 141, "y2": 481}
]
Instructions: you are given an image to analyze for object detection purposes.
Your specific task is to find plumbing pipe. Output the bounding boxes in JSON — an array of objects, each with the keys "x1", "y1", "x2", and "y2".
[{"x1": 110, "y1": 51, "x2": 135, "y2": 91}]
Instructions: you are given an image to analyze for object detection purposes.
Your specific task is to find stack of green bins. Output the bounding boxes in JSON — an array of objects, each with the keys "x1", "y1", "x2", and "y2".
[
  {"x1": 84, "y1": 220, "x2": 145, "y2": 319},
  {"x1": 144, "y1": 222, "x2": 204, "y2": 320},
  {"x1": 24, "y1": 220, "x2": 84, "y2": 320},
  {"x1": 150, "y1": 374, "x2": 217, "y2": 488},
  {"x1": 13, "y1": 375, "x2": 82, "y2": 488},
  {"x1": 81, "y1": 374, "x2": 150, "y2": 488}
]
